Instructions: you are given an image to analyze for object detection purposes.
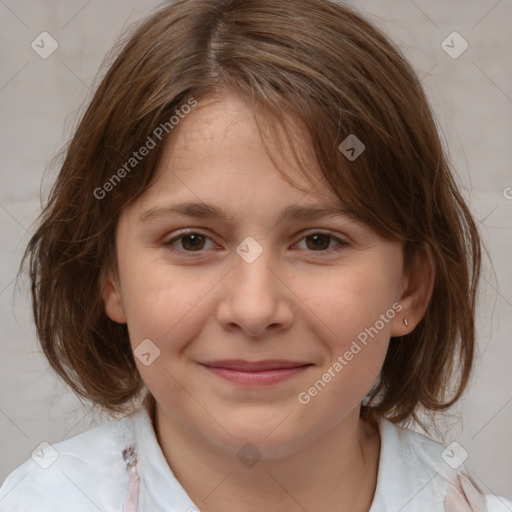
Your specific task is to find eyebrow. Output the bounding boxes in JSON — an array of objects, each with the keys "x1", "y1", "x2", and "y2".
[{"x1": 139, "y1": 200, "x2": 353, "y2": 224}]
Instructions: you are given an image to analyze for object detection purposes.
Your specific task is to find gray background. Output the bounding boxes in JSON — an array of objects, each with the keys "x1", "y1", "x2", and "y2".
[{"x1": 1, "y1": 0, "x2": 511, "y2": 500}]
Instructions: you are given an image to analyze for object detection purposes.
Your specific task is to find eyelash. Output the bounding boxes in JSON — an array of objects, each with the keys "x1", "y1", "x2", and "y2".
[{"x1": 163, "y1": 229, "x2": 348, "y2": 256}]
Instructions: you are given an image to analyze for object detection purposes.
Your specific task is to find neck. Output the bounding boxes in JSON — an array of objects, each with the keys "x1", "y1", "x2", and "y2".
[{"x1": 152, "y1": 402, "x2": 381, "y2": 512}]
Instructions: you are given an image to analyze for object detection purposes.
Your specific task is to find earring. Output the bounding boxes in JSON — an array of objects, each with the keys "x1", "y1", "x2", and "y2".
[{"x1": 403, "y1": 318, "x2": 409, "y2": 326}]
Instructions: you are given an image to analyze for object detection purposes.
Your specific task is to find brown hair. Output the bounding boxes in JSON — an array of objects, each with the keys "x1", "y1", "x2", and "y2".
[{"x1": 20, "y1": 0, "x2": 482, "y2": 429}]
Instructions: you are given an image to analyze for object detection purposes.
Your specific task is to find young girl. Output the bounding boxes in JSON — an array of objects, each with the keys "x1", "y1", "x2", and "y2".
[{"x1": 0, "y1": 0, "x2": 510, "y2": 510}]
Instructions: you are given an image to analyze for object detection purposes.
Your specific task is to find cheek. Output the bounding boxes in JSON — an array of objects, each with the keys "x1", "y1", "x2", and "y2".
[
  {"x1": 120, "y1": 260, "x2": 217, "y2": 415},
  {"x1": 290, "y1": 263, "x2": 397, "y2": 413},
  {"x1": 296, "y1": 263, "x2": 399, "y2": 351},
  {"x1": 295, "y1": 269, "x2": 395, "y2": 416},
  {"x1": 118, "y1": 254, "x2": 218, "y2": 348}
]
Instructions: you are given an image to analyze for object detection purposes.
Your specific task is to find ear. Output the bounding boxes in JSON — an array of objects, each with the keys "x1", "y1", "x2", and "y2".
[
  {"x1": 100, "y1": 266, "x2": 128, "y2": 324},
  {"x1": 391, "y1": 242, "x2": 436, "y2": 337}
]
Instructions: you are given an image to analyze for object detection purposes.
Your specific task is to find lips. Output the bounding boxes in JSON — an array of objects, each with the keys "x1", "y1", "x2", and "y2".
[
  {"x1": 199, "y1": 359, "x2": 313, "y2": 386},
  {"x1": 200, "y1": 359, "x2": 311, "y2": 371}
]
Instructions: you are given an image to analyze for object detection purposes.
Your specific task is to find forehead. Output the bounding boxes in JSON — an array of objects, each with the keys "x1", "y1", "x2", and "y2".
[{"x1": 144, "y1": 92, "x2": 340, "y2": 208}]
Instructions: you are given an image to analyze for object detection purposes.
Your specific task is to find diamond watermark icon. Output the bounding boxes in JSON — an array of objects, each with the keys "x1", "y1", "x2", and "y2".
[
  {"x1": 338, "y1": 134, "x2": 365, "y2": 161},
  {"x1": 237, "y1": 442, "x2": 262, "y2": 468},
  {"x1": 31, "y1": 441, "x2": 59, "y2": 469},
  {"x1": 31, "y1": 32, "x2": 59, "y2": 59},
  {"x1": 236, "y1": 236, "x2": 263, "y2": 264},
  {"x1": 441, "y1": 441, "x2": 469, "y2": 469},
  {"x1": 441, "y1": 32, "x2": 468, "y2": 59},
  {"x1": 134, "y1": 338, "x2": 161, "y2": 366}
]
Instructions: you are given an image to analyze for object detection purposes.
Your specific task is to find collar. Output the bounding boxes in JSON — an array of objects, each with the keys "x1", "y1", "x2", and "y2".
[{"x1": 128, "y1": 407, "x2": 451, "y2": 511}]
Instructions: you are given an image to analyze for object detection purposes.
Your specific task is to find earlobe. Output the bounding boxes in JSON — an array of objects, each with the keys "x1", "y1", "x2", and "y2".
[
  {"x1": 101, "y1": 269, "x2": 128, "y2": 324},
  {"x1": 391, "y1": 243, "x2": 436, "y2": 337}
]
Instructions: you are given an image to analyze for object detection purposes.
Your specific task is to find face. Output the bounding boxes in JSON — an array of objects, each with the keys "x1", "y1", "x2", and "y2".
[{"x1": 103, "y1": 92, "x2": 416, "y2": 459}]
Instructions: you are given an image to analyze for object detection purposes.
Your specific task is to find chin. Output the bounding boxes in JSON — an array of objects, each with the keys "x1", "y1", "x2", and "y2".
[{"x1": 201, "y1": 409, "x2": 319, "y2": 460}]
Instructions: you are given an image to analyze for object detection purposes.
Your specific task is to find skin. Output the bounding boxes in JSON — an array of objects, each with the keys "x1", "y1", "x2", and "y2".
[{"x1": 103, "y1": 91, "x2": 435, "y2": 512}]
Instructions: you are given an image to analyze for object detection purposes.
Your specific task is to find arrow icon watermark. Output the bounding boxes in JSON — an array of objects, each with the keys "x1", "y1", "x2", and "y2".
[
  {"x1": 338, "y1": 134, "x2": 365, "y2": 161},
  {"x1": 236, "y1": 236, "x2": 263, "y2": 263},
  {"x1": 31, "y1": 31, "x2": 58, "y2": 59},
  {"x1": 134, "y1": 339, "x2": 161, "y2": 366}
]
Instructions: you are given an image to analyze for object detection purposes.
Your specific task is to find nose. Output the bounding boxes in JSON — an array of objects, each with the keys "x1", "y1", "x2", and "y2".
[{"x1": 216, "y1": 243, "x2": 294, "y2": 338}]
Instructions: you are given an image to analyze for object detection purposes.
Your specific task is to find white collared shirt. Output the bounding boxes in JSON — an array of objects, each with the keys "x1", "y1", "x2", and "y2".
[{"x1": 0, "y1": 406, "x2": 510, "y2": 511}]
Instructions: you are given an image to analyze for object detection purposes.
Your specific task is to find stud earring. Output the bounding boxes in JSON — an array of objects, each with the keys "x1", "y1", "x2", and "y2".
[{"x1": 403, "y1": 318, "x2": 409, "y2": 327}]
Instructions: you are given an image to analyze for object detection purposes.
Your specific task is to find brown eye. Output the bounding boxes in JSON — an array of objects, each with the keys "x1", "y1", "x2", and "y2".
[
  {"x1": 164, "y1": 230, "x2": 347, "y2": 256},
  {"x1": 165, "y1": 232, "x2": 214, "y2": 252},
  {"x1": 305, "y1": 233, "x2": 331, "y2": 250},
  {"x1": 180, "y1": 233, "x2": 206, "y2": 251},
  {"x1": 295, "y1": 231, "x2": 348, "y2": 253}
]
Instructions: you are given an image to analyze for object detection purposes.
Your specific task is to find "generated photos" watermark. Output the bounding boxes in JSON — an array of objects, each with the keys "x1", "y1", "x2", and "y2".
[{"x1": 93, "y1": 97, "x2": 198, "y2": 200}]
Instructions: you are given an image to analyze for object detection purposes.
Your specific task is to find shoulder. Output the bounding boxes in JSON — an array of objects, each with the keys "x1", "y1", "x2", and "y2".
[
  {"x1": 0, "y1": 410, "x2": 139, "y2": 511},
  {"x1": 373, "y1": 417, "x2": 512, "y2": 512}
]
